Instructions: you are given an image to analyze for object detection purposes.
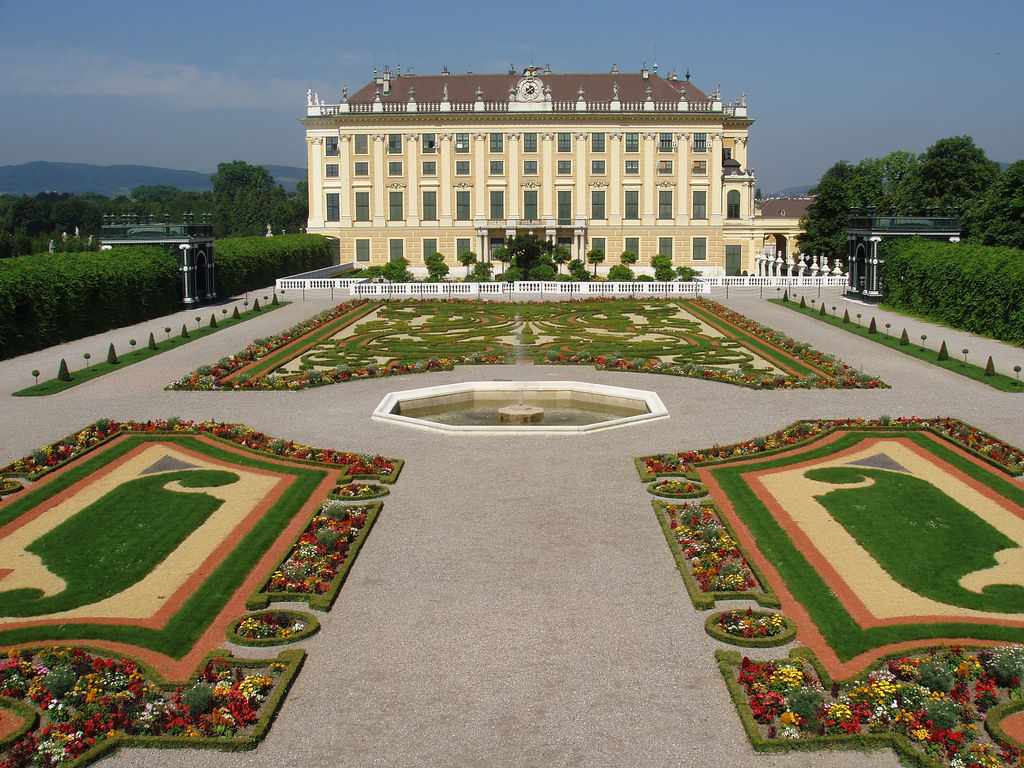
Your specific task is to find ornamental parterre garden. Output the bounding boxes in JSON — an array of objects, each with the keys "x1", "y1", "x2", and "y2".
[
  {"x1": 0, "y1": 419, "x2": 398, "y2": 766},
  {"x1": 167, "y1": 297, "x2": 886, "y2": 391},
  {"x1": 639, "y1": 417, "x2": 1024, "y2": 767}
]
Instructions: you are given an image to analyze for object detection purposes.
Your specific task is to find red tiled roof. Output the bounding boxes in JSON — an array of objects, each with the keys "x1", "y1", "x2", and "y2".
[
  {"x1": 349, "y1": 70, "x2": 707, "y2": 104},
  {"x1": 757, "y1": 197, "x2": 813, "y2": 218}
]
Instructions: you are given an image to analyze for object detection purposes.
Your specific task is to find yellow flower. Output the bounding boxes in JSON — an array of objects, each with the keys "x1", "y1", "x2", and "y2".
[{"x1": 780, "y1": 711, "x2": 798, "y2": 725}]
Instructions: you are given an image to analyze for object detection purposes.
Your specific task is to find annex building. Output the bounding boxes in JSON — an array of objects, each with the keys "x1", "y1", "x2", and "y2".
[{"x1": 303, "y1": 64, "x2": 791, "y2": 276}]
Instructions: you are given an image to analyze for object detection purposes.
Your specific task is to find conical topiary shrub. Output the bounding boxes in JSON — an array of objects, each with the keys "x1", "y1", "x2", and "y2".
[
  {"x1": 232, "y1": 306, "x2": 241, "y2": 320},
  {"x1": 210, "y1": 314, "x2": 218, "y2": 328},
  {"x1": 799, "y1": 295, "x2": 806, "y2": 308},
  {"x1": 106, "y1": 343, "x2": 118, "y2": 365},
  {"x1": 148, "y1": 332, "x2": 158, "y2": 350},
  {"x1": 938, "y1": 340, "x2": 949, "y2": 360},
  {"x1": 57, "y1": 358, "x2": 71, "y2": 382},
  {"x1": 868, "y1": 317, "x2": 877, "y2": 334},
  {"x1": 842, "y1": 308, "x2": 850, "y2": 323},
  {"x1": 985, "y1": 356, "x2": 996, "y2": 376},
  {"x1": 782, "y1": 289, "x2": 789, "y2": 302},
  {"x1": 271, "y1": 292, "x2": 279, "y2": 306},
  {"x1": 899, "y1": 328, "x2": 909, "y2": 346},
  {"x1": 253, "y1": 298, "x2": 261, "y2": 312},
  {"x1": 818, "y1": 302, "x2": 826, "y2": 316},
  {"x1": 181, "y1": 323, "x2": 190, "y2": 338}
]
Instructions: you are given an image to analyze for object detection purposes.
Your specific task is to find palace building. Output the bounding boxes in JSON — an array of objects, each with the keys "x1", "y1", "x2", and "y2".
[{"x1": 302, "y1": 64, "x2": 789, "y2": 277}]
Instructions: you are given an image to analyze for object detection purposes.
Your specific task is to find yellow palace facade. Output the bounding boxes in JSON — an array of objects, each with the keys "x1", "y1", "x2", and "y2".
[{"x1": 303, "y1": 64, "x2": 777, "y2": 276}]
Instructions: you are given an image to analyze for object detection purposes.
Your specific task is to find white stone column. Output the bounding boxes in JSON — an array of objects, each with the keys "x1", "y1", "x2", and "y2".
[
  {"x1": 438, "y1": 133, "x2": 453, "y2": 225},
  {"x1": 306, "y1": 136, "x2": 324, "y2": 227},
  {"x1": 507, "y1": 133, "x2": 520, "y2": 220},
  {"x1": 574, "y1": 132, "x2": 587, "y2": 220},
  {"x1": 608, "y1": 132, "x2": 622, "y2": 224},
  {"x1": 642, "y1": 132, "x2": 656, "y2": 225},
  {"x1": 473, "y1": 133, "x2": 487, "y2": 217},
  {"x1": 405, "y1": 133, "x2": 419, "y2": 225},
  {"x1": 676, "y1": 132, "x2": 689, "y2": 223},
  {"x1": 337, "y1": 133, "x2": 352, "y2": 226},
  {"x1": 372, "y1": 134, "x2": 386, "y2": 226},
  {"x1": 541, "y1": 132, "x2": 554, "y2": 220},
  {"x1": 709, "y1": 132, "x2": 723, "y2": 223}
]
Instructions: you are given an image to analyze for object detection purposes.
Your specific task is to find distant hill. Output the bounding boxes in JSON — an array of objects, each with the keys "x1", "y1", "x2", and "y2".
[
  {"x1": 770, "y1": 185, "x2": 814, "y2": 197},
  {"x1": 0, "y1": 161, "x2": 306, "y2": 196}
]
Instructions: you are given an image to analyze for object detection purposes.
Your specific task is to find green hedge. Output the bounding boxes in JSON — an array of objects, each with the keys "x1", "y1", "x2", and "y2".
[
  {"x1": 0, "y1": 247, "x2": 179, "y2": 359},
  {"x1": 883, "y1": 239, "x2": 1024, "y2": 344},
  {"x1": 215, "y1": 234, "x2": 334, "y2": 297}
]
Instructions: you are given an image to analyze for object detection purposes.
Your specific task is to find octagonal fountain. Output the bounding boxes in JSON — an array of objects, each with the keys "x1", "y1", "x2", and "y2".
[{"x1": 372, "y1": 381, "x2": 668, "y2": 435}]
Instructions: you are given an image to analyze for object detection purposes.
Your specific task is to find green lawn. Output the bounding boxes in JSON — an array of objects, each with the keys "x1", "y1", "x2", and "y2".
[{"x1": 708, "y1": 430, "x2": 1024, "y2": 660}]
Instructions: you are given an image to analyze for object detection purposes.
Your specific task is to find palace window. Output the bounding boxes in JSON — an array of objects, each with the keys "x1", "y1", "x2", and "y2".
[
  {"x1": 625, "y1": 160, "x2": 639, "y2": 175},
  {"x1": 692, "y1": 159, "x2": 707, "y2": 175},
  {"x1": 692, "y1": 190, "x2": 707, "y2": 219},
  {"x1": 557, "y1": 160, "x2": 571, "y2": 174},
  {"x1": 389, "y1": 238, "x2": 404, "y2": 262},
  {"x1": 355, "y1": 238, "x2": 370, "y2": 261},
  {"x1": 489, "y1": 189, "x2": 505, "y2": 220},
  {"x1": 591, "y1": 132, "x2": 605, "y2": 152},
  {"x1": 388, "y1": 161, "x2": 402, "y2": 176},
  {"x1": 727, "y1": 190, "x2": 741, "y2": 219},
  {"x1": 325, "y1": 163, "x2": 339, "y2": 177},
  {"x1": 591, "y1": 237, "x2": 606, "y2": 256},
  {"x1": 355, "y1": 191, "x2": 370, "y2": 221},
  {"x1": 455, "y1": 133, "x2": 470, "y2": 153},
  {"x1": 325, "y1": 193, "x2": 339, "y2": 221},
  {"x1": 591, "y1": 190, "x2": 605, "y2": 220},
  {"x1": 523, "y1": 189, "x2": 538, "y2": 220},
  {"x1": 489, "y1": 133, "x2": 503, "y2": 152},
  {"x1": 354, "y1": 162, "x2": 368, "y2": 176},
  {"x1": 658, "y1": 237, "x2": 673, "y2": 258},
  {"x1": 659, "y1": 133, "x2": 673, "y2": 151},
  {"x1": 557, "y1": 190, "x2": 572, "y2": 224},
  {"x1": 387, "y1": 134, "x2": 402, "y2": 154},
  {"x1": 523, "y1": 160, "x2": 538, "y2": 175},
  {"x1": 325, "y1": 136, "x2": 339, "y2": 156},
  {"x1": 557, "y1": 132, "x2": 571, "y2": 152},
  {"x1": 658, "y1": 190, "x2": 673, "y2": 219},
  {"x1": 693, "y1": 133, "x2": 707, "y2": 152},
  {"x1": 422, "y1": 191, "x2": 437, "y2": 221},
  {"x1": 354, "y1": 134, "x2": 368, "y2": 154},
  {"x1": 625, "y1": 237, "x2": 639, "y2": 257},
  {"x1": 489, "y1": 160, "x2": 504, "y2": 175},
  {"x1": 388, "y1": 191, "x2": 403, "y2": 221},
  {"x1": 625, "y1": 133, "x2": 639, "y2": 152},
  {"x1": 523, "y1": 132, "x2": 538, "y2": 152},
  {"x1": 456, "y1": 190, "x2": 471, "y2": 221},
  {"x1": 422, "y1": 238, "x2": 437, "y2": 259},
  {"x1": 456, "y1": 160, "x2": 470, "y2": 175},
  {"x1": 624, "y1": 190, "x2": 639, "y2": 220},
  {"x1": 457, "y1": 237, "x2": 471, "y2": 257},
  {"x1": 422, "y1": 161, "x2": 437, "y2": 176},
  {"x1": 658, "y1": 160, "x2": 673, "y2": 174},
  {"x1": 591, "y1": 160, "x2": 606, "y2": 174},
  {"x1": 692, "y1": 237, "x2": 707, "y2": 260},
  {"x1": 422, "y1": 133, "x2": 437, "y2": 153}
]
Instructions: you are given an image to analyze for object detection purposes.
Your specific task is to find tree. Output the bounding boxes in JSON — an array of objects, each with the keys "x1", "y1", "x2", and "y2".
[
  {"x1": 607, "y1": 264, "x2": 634, "y2": 281},
  {"x1": 458, "y1": 250, "x2": 477, "y2": 275},
  {"x1": 915, "y1": 136, "x2": 999, "y2": 210},
  {"x1": 797, "y1": 161, "x2": 861, "y2": 260},
  {"x1": 568, "y1": 258, "x2": 590, "y2": 281},
  {"x1": 381, "y1": 256, "x2": 413, "y2": 283},
  {"x1": 961, "y1": 160, "x2": 1024, "y2": 248},
  {"x1": 651, "y1": 254, "x2": 674, "y2": 281},
  {"x1": 551, "y1": 244, "x2": 571, "y2": 274},
  {"x1": 470, "y1": 261, "x2": 493, "y2": 281},
  {"x1": 210, "y1": 161, "x2": 288, "y2": 237},
  {"x1": 586, "y1": 248, "x2": 605, "y2": 276},
  {"x1": 675, "y1": 266, "x2": 698, "y2": 281},
  {"x1": 131, "y1": 185, "x2": 183, "y2": 203},
  {"x1": 505, "y1": 233, "x2": 550, "y2": 278},
  {"x1": 491, "y1": 246, "x2": 510, "y2": 276},
  {"x1": 620, "y1": 250, "x2": 638, "y2": 266},
  {"x1": 425, "y1": 251, "x2": 449, "y2": 281}
]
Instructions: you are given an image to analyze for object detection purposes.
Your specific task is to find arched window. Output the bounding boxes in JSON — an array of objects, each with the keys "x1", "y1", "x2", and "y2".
[{"x1": 727, "y1": 190, "x2": 741, "y2": 219}]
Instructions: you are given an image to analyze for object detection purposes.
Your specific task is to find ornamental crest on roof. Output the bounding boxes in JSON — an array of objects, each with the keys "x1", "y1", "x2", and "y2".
[{"x1": 510, "y1": 65, "x2": 550, "y2": 110}]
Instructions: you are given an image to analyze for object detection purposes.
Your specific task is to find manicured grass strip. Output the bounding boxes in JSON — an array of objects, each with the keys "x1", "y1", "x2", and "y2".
[
  {"x1": 12, "y1": 302, "x2": 287, "y2": 397},
  {"x1": 0, "y1": 434, "x2": 328, "y2": 658},
  {"x1": 708, "y1": 430, "x2": 1024, "y2": 661},
  {"x1": 771, "y1": 298, "x2": 1024, "y2": 392}
]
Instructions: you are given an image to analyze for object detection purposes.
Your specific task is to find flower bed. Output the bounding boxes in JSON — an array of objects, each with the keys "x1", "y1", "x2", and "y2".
[
  {"x1": 654, "y1": 501, "x2": 777, "y2": 611},
  {"x1": 705, "y1": 609, "x2": 796, "y2": 648},
  {"x1": 720, "y1": 644, "x2": 1024, "y2": 768},
  {"x1": 227, "y1": 611, "x2": 319, "y2": 647},
  {"x1": 328, "y1": 482, "x2": 389, "y2": 500},
  {"x1": 636, "y1": 417, "x2": 1024, "y2": 480},
  {"x1": 0, "y1": 419, "x2": 401, "y2": 483},
  {"x1": 0, "y1": 478, "x2": 22, "y2": 496},
  {"x1": 248, "y1": 500, "x2": 381, "y2": 612},
  {"x1": 0, "y1": 646, "x2": 302, "y2": 767},
  {"x1": 647, "y1": 479, "x2": 706, "y2": 499}
]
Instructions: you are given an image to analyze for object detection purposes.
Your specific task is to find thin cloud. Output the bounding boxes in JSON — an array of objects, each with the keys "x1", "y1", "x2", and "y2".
[{"x1": 0, "y1": 48, "x2": 306, "y2": 110}]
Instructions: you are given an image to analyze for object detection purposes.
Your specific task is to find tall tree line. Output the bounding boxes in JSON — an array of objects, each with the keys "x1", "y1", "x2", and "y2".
[
  {"x1": 0, "y1": 161, "x2": 308, "y2": 259},
  {"x1": 798, "y1": 136, "x2": 1022, "y2": 259}
]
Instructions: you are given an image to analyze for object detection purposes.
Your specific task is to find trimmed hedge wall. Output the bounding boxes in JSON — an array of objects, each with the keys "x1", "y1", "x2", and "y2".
[
  {"x1": 0, "y1": 247, "x2": 179, "y2": 359},
  {"x1": 215, "y1": 234, "x2": 334, "y2": 297},
  {"x1": 883, "y1": 239, "x2": 1024, "y2": 344}
]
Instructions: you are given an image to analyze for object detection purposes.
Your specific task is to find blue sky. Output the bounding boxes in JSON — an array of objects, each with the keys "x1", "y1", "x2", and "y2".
[{"x1": 1, "y1": 0, "x2": 1020, "y2": 193}]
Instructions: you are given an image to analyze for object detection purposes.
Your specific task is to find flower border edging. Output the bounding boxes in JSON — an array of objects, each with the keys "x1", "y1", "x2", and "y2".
[
  {"x1": 704, "y1": 610, "x2": 797, "y2": 648},
  {"x1": 227, "y1": 610, "x2": 320, "y2": 647}
]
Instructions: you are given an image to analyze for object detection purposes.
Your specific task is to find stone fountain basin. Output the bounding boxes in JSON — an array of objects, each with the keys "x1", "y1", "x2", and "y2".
[{"x1": 371, "y1": 380, "x2": 669, "y2": 435}]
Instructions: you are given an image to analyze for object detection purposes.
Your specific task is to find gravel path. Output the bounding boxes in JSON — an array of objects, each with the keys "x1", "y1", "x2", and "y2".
[{"x1": 2, "y1": 286, "x2": 1022, "y2": 767}]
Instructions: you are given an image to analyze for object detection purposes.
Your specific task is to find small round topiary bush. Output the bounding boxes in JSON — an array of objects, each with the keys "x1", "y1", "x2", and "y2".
[{"x1": 181, "y1": 681, "x2": 214, "y2": 714}]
